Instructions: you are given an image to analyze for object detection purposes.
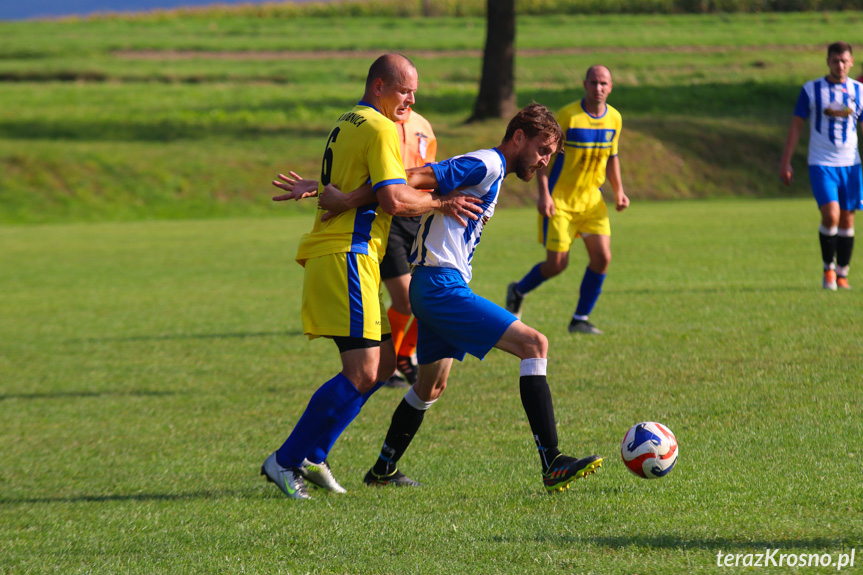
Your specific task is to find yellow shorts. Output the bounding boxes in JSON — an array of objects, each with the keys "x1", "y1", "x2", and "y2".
[
  {"x1": 539, "y1": 197, "x2": 610, "y2": 253},
  {"x1": 301, "y1": 252, "x2": 390, "y2": 341}
]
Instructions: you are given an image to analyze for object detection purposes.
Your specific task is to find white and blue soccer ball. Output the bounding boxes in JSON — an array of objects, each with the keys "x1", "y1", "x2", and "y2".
[{"x1": 620, "y1": 421, "x2": 678, "y2": 479}]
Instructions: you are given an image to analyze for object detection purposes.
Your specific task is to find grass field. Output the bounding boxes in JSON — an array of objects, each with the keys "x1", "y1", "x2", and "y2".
[
  {"x1": 2, "y1": 199, "x2": 861, "y2": 574},
  {"x1": 4, "y1": 11, "x2": 863, "y2": 223}
]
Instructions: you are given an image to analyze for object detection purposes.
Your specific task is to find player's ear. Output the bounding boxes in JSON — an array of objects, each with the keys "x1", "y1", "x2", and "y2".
[{"x1": 514, "y1": 128, "x2": 525, "y2": 147}]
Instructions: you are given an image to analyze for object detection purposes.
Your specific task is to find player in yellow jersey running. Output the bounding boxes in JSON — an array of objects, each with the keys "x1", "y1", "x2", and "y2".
[
  {"x1": 506, "y1": 65, "x2": 630, "y2": 335},
  {"x1": 261, "y1": 54, "x2": 482, "y2": 500}
]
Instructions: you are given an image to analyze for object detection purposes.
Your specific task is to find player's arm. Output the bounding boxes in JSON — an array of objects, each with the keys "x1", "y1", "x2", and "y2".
[
  {"x1": 272, "y1": 171, "x2": 319, "y2": 201},
  {"x1": 606, "y1": 155, "x2": 629, "y2": 212},
  {"x1": 536, "y1": 165, "x2": 555, "y2": 217},
  {"x1": 378, "y1": 178, "x2": 483, "y2": 227},
  {"x1": 316, "y1": 172, "x2": 481, "y2": 226},
  {"x1": 405, "y1": 165, "x2": 438, "y2": 190},
  {"x1": 779, "y1": 116, "x2": 805, "y2": 186}
]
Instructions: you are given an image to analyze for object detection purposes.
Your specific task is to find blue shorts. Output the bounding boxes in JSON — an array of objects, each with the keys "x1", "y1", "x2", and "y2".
[
  {"x1": 809, "y1": 164, "x2": 863, "y2": 210},
  {"x1": 409, "y1": 266, "x2": 518, "y2": 365}
]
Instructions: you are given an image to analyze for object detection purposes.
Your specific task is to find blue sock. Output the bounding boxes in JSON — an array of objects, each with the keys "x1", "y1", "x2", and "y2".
[
  {"x1": 574, "y1": 267, "x2": 606, "y2": 318},
  {"x1": 306, "y1": 379, "x2": 386, "y2": 464},
  {"x1": 516, "y1": 263, "x2": 547, "y2": 295},
  {"x1": 276, "y1": 373, "x2": 363, "y2": 468}
]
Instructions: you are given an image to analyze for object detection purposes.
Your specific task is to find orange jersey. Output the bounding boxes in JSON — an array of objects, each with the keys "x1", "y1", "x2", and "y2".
[{"x1": 396, "y1": 109, "x2": 437, "y2": 170}]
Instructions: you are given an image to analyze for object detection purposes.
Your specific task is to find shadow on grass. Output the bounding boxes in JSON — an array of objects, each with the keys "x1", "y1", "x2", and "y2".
[
  {"x1": 72, "y1": 329, "x2": 300, "y2": 343},
  {"x1": 484, "y1": 533, "x2": 855, "y2": 551},
  {"x1": 590, "y1": 534, "x2": 856, "y2": 551},
  {"x1": 0, "y1": 489, "x2": 253, "y2": 506},
  {"x1": 609, "y1": 285, "x2": 813, "y2": 295},
  {"x1": 0, "y1": 389, "x2": 183, "y2": 401}
]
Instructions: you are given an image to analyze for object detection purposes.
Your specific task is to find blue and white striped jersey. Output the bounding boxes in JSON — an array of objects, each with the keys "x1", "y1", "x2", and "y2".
[
  {"x1": 794, "y1": 77, "x2": 863, "y2": 167},
  {"x1": 409, "y1": 148, "x2": 506, "y2": 283}
]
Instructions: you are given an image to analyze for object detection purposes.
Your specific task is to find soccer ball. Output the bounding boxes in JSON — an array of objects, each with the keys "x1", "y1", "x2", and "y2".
[{"x1": 620, "y1": 421, "x2": 678, "y2": 479}]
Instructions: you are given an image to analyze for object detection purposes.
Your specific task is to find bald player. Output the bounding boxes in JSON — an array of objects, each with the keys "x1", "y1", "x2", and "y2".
[{"x1": 506, "y1": 65, "x2": 630, "y2": 335}]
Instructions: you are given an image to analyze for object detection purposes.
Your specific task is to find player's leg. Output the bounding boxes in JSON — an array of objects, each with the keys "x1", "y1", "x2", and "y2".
[
  {"x1": 835, "y1": 165, "x2": 860, "y2": 289},
  {"x1": 297, "y1": 334, "x2": 396, "y2": 494},
  {"x1": 494, "y1": 321, "x2": 603, "y2": 491},
  {"x1": 262, "y1": 253, "x2": 385, "y2": 499},
  {"x1": 569, "y1": 233, "x2": 610, "y2": 335},
  {"x1": 365, "y1": 357, "x2": 453, "y2": 487},
  {"x1": 837, "y1": 210, "x2": 855, "y2": 288},
  {"x1": 811, "y1": 165, "x2": 841, "y2": 289},
  {"x1": 570, "y1": 199, "x2": 612, "y2": 334},
  {"x1": 819, "y1": 202, "x2": 840, "y2": 289},
  {"x1": 506, "y1": 210, "x2": 574, "y2": 318},
  {"x1": 384, "y1": 274, "x2": 412, "y2": 348},
  {"x1": 298, "y1": 278, "x2": 396, "y2": 492},
  {"x1": 382, "y1": 216, "x2": 420, "y2": 385},
  {"x1": 383, "y1": 274, "x2": 415, "y2": 387},
  {"x1": 366, "y1": 265, "x2": 505, "y2": 487}
]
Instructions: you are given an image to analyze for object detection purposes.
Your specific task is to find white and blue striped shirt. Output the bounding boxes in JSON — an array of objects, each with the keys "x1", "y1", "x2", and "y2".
[
  {"x1": 409, "y1": 148, "x2": 505, "y2": 283},
  {"x1": 795, "y1": 77, "x2": 863, "y2": 167}
]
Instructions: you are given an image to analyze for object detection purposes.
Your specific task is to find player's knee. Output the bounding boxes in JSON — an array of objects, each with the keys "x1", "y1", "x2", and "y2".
[
  {"x1": 590, "y1": 251, "x2": 611, "y2": 273},
  {"x1": 523, "y1": 330, "x2": 548, "y2": 359},
  {"x1": 543, "y1": 259, "x2": 567, "y2": 277},
  {"x1": 416, "y1": 379, "x2": 446, "y2": 402},
  {"x1": 352, "y1": 370, "x2": 379, "y2": 393},
  {"x1": 376, "y1": 359, "x2": 396, "y2": 383}
]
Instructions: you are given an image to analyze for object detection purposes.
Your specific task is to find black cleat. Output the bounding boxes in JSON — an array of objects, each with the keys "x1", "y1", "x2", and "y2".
[
  {"x1": 568, "y1": 319, "x2": 603, "y2": 335},
  {"x1": 364, "y1": 468, "x2": 422, "y2": 487},
  {"x1": 542, "y1": 454, "x2": 603, "y2": 493},
  {"x1": 383, "y1": 374, "x2": 410, "y2": 388},
  {"x1": 506, "y1": 282, "x2": 524, "y2": 319}
]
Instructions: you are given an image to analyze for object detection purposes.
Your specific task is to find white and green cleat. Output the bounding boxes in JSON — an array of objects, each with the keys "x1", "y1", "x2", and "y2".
[
  {"x1": 261, "y1": 452, "x2": 310, "y2": 500},
  {"x1": 301, "y1": 459, "x2": 347, "y2": 494}
]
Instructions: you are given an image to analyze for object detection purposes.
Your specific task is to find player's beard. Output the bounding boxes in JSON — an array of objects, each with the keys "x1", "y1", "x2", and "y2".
[{"x1": 514, "y1": 157, "x2": 543, "y2": 182}]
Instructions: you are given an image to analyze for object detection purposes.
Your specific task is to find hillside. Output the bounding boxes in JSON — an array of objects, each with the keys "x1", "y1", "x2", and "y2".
[{"x1": 2, "y1": 11, "x2": 859, "y2": 223}]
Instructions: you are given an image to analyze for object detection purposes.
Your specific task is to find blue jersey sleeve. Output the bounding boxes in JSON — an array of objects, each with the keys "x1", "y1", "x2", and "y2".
[
  {"x1": 430, "y1": 156, "x2": 488, "y2": 194},
  {"x1": 793, "y1": 87, "x2": 810, "y2": 119}
]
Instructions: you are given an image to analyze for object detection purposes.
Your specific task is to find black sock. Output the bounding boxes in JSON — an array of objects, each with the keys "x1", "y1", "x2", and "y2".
[
  {"x1": 519, "y1": 375, "x2": 560, "y2": 473},
  {"x1": 837, "y1": 234, "x2": 855, "y2": 271},
  {"x1": 372, "y1": 398, "x2": 426, "y2": 476},
  {"x1": 819, "y1": 230, "x2": 838, "y2": 269}
]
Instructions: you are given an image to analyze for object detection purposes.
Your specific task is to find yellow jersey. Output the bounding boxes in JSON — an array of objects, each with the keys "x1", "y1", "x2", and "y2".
[
  {"x1": 546, "y1": 100, "x2": 622, "y2": 213},
  {"x1": 296, "y1": 101, "x2": 408, "y2": 266}
]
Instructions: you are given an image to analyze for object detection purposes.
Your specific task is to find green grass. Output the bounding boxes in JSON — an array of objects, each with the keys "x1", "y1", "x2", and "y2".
[
  {"x1": 2, "y1": 11, "x2": 862, "y2": 223},
  {"x1": 2, "y1": 199, "x2": 861, "y2": 573}
]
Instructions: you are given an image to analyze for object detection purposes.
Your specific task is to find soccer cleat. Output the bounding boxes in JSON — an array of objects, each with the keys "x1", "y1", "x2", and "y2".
[
  {"x1": 837, "y1": 276, "x2": 851, "y2": 289},
  {"x1": 543, "y1": 454, "x2": 603, "y2": 493},
  {"x1": 260, "y1": 452, "x2": 310, "y2": 500},
  {"x1": 396, "y1": 355, "x2": 418, "y2": 386},
  {"x1": 363, "y1": 468, "x2": 422, "y2": 487},
  {"x1": 384, "y1": 374, "x2": 410, "y2": 388},
  {"x1": 824, "y1": 270, "x2": 838, "y2": 290},
  {"x1": 300, "y1": 458, "x2": 347, "y2": 494},
  {"x1": 568, "y1": 319, "x2": 603, "y2": 335},
  {"x1": 506, "y1": 282, "x2": 524, "y2": 319}
]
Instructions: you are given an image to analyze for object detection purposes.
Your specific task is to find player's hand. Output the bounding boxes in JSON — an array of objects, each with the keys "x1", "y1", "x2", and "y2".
[
  {"x1": 537, "y1": 192, "x2": 555, "y2": 218},
  {"x1": 319, "y1": 183, "x2": 348, "y2": 222},
  {"x1": 438, "y1": 192, "x2": 483, "y2": 227},
  {"x1": 272, "y1": 171, "x2": 318, "y2": 201},
  {"x1": 779, "y1": 164, "x2": 794, "y2": 186},
  {"x1": 615, "y1": 191, "x2": 630, "y2": 212}
]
